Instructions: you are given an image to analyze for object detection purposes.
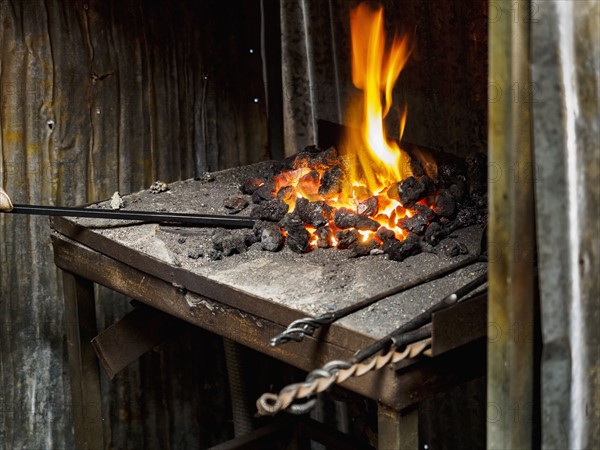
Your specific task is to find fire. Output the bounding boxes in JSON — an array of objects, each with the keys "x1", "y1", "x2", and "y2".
[
  {"x1": 267, "y1": 3, "x2": 428, "y2": 250},
  {"x1": 343, "y1": 3, "x2": 413, "y2": 195}
]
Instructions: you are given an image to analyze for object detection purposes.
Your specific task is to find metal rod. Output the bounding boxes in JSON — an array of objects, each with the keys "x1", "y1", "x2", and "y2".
[
  {"x1": 270, "y1": 253, "x2": 486, "y2": 346},
  {"x1": 351, "y1": 272, "x2": 488, "y2": 364},
  {"x1": 6, "y1": 203, "x2": 256, "y2": 229}
]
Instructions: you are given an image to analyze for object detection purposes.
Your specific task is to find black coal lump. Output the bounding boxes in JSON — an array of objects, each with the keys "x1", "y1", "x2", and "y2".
[
  {"x1": 252, "y1": 220, "x2": 269, "y2": 238},
  {"x1": 223, "y1": 195, "x2": 249, "y2": 214},
  {"x1": 252, "y1": 181, "x2": 276, "y2": 203},
  {"x1": 398, "y1": 176, "x2": 426, "y2": 208},
  {"x1": 376, "y1": 227, "x2": 396, "y2": 243},
  {"x1": 222, "y1": 236, "x2": 248, "y2": 256},
  {"x1": 250, "y1": 199, "x2": 289, "y2": 222},
  {"x1": 212, "y1": 231, "x2": 247, "y2": 256},
  {"x1": 449, "y1": 181, "x2": 466, "y2": 202},
  {"x1": 433, "y1": 190, "x2": 456, "y2": 218},
  {"x1": 277, "y1": 185, "x2": 295, "y2": 204},
  {"x1": 354, "y1": 215, "x2": 380, "y2": 231},
  {"x1": 454, "y1": 206, "x2": 480, "y2": 228},
  {"x1": 386, "y1": 233, "x2": 422, "y2": 262},
  {"x1": 294, "y1": 146, "x2": 338, "y2": 170},
  {"x1": 411, "y1": 204, "x2": 436, "y2": 222},
  {"x1": 419, "y1": 175, "x2": 436, "y2": 196},
  {"x1": 240, "y1": 178, "x2": 264, "y2": 195},
  {"x1": 316, "y1": 226, "x2": 334, "y2": 248},
  {"x1": 382, "y1": 236, "x2": 400, "y2": 254},
  {"x1": 335, "y1": 229, "x2": 359, "y2": 249},
  {"x1": 261, "y1": 225, "x2": 284, "y2": 252},
  {"x1": 286, "y1": 229, "x2": 310, "y2": 253},
  {"x1": 333, "y1": 208, "x2": 358, "y2": 229},
  {"x1": 333, "y1": 208, "x2": 378, "y2": 231},
  {"x1": 318, "y1": 164, "x2": 343, "y2": 196},
  {"x1": 438, "y1": 161, "x2": 464, "y2": 184},
  {"x1": 312, "y1": 147, "x2": 339, "y2": 167},
  {"x1": 424, "y1": 222, "x2": 445, "y2": 246},
  {"x1": 244, "y1": 233, "x2": 259, "y2": 247},
  {"x1": 440, "y1": 239, "x2": 461, "y2": 257},
  {"x1": 350, "y1": 239, "x2": 381, "y2": 257},
  {"x1": 296, "y1": 198, "x2": 329, "y2": 228},
  {"x1": 420, "y1": 241, "x2": 437, "y2": 254},
  {"x1": 280, "y1": 213, "x2": 310, "y2": 253},
  {"x1": 399, "y1": 214, "x2": 428, "y2": 235}
]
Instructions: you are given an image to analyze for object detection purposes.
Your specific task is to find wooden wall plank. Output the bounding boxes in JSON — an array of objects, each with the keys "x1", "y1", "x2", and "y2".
[{"x1": 0, "y1": 0, "x2": 267, "y2": 447}]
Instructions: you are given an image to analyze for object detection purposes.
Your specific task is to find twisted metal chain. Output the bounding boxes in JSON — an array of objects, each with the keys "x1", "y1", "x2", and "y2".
[{"x1": 256, "y1": 338, "x2": 432, "y2": 416}]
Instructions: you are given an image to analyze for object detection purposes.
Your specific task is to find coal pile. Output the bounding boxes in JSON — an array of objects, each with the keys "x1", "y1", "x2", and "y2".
[{"x1": 215, "y1": 145, "x2": 486, "y2": 262}]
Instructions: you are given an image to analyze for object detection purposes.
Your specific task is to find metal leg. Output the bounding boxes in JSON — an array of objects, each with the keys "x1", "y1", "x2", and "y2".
[
  {"x1": 378, "y1": 405, "x2": 418, "y2": 450},
  {"x1": 62, "y1": 271, "x2": 105, "y2": 450}
]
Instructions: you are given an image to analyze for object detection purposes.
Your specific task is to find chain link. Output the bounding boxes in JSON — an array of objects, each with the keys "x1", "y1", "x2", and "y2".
[
  {"x1": 256, "y1": 338, "x2": 432, "y2": 416},
  {"x1": 270, "y1": 315, "x2": 334, "y2": 346}
]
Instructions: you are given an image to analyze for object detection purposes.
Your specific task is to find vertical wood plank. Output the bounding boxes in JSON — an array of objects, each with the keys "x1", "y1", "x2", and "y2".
[
  {"x1": 487, "y1": 1, "x2": 536, "y2": 448},
  {"x1": 61, "y1": 271, "x2": 104, "y2": 449}
]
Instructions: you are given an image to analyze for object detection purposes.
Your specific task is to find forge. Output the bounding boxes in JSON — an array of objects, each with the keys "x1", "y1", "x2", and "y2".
[{"x1": 60, "y1": 159, "x2": 487, "y2": 338}]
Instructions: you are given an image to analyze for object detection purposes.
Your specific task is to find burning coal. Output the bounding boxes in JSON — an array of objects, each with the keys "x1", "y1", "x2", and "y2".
[{"x1": 241, "y1": 144, "x2": 486, "y2": 261}]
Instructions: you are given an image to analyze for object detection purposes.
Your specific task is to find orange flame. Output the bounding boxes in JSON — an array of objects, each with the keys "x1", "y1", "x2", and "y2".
[
  {"x1": 343, "y1": 3, "x2": 413, "y2": 195},
  {"x1": 268, "y1": 3, "x2": 423, "y2": 247}
]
